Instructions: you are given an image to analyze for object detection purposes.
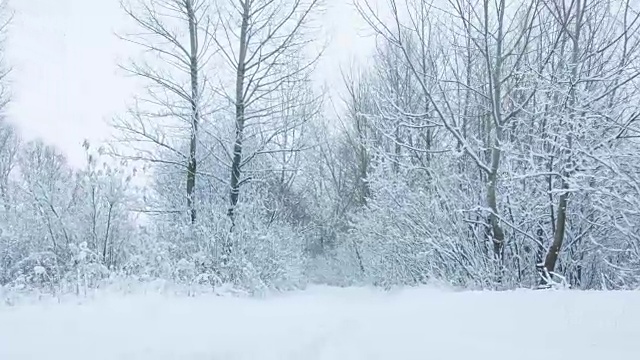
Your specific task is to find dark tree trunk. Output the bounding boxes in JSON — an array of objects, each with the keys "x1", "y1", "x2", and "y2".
[
  {"x1": 185, "y1": 0, "x2": 200, "y2": 224},
  {"x1": 543, "y1": 183, "x2": 568, "y2": 278},
  {"x1": 228, "y1": 1, "x2": 250, "y2": 230}
]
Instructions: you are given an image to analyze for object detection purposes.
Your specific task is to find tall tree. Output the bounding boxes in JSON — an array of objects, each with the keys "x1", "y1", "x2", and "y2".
[
  {"x1": 356, "y1": 0, "x2": 548, "y2": 271},
  {"x1": 115, "y1": 0, "x2": 214, "y2": 224},
  {"x1": 540, "y1": 0, "x2": 640, "y2": 283},
  {"x1": 214, "y1": 0, "x2": 322, "y2": 228}
]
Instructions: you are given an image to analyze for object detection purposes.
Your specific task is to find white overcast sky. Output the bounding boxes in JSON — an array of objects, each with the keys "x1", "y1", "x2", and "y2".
[{"x1": 5, "y1": 0, "x2": 375, "y2": 166}]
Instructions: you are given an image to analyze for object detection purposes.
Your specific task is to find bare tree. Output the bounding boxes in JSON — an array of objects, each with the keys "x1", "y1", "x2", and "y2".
[
  {"x1": 340, "y1": 69, "x2": 374, "y2": 206},
  {"x1": 115, "y1": 0, "x2": 214, "y2": 224},
  {"x1": 213, "y1": 0, "x2": 323, "y2": 228},
  {"x1": 0, "y1": 0, "x2": 10, "y2": 113},
  {"x1": 0, "y1": 122, "x2": 18, "y2": 211},
  {"x1": 356, "y1": 0, "x2": 548, "y2": 269},
  {"x1": 539, "y1": 0, "x2": 640, "y2": 283}
]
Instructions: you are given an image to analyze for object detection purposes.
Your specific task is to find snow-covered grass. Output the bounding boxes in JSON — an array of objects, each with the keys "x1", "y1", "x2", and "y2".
[{"x1": 0, "y1": 286, "x2": 638, "y2": 360}]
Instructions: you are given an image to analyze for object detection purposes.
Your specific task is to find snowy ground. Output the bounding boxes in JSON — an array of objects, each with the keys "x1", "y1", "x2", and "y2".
[{"x1": 0, "y1": 286, "x2": 638, "y2": 360}]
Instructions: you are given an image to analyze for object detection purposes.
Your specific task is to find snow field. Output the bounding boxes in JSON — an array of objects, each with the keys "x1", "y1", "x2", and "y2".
[{"x1": 0, "y1": 286, "x2": 638, "y2": 360}]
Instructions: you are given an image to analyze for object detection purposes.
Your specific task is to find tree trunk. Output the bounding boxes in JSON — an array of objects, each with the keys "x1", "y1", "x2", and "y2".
[
  {"x1": 185, "y1": 0, "x2": 200, "y2": 225},
  {"x1": 543, "y1": 0, "x2": 584, "y2": 282},
  {"x1": 543, "y1": 180, "x2": 569, "y2": 283},
  {"x1": 102, "y1": 203, "x2": 114, "y2": 265},
  {"x1": 485, "y1": 0, "x2": 506, "y2": 263},
  {"x1": 487, "y1": 144, "x2": 505, "y2": 260},
  {"x1": 356, "y1": 113, "x2": 370, "y2": 206},
  {"x1": 228, "y1": 1, "x2": 250, "y2": 228}
]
